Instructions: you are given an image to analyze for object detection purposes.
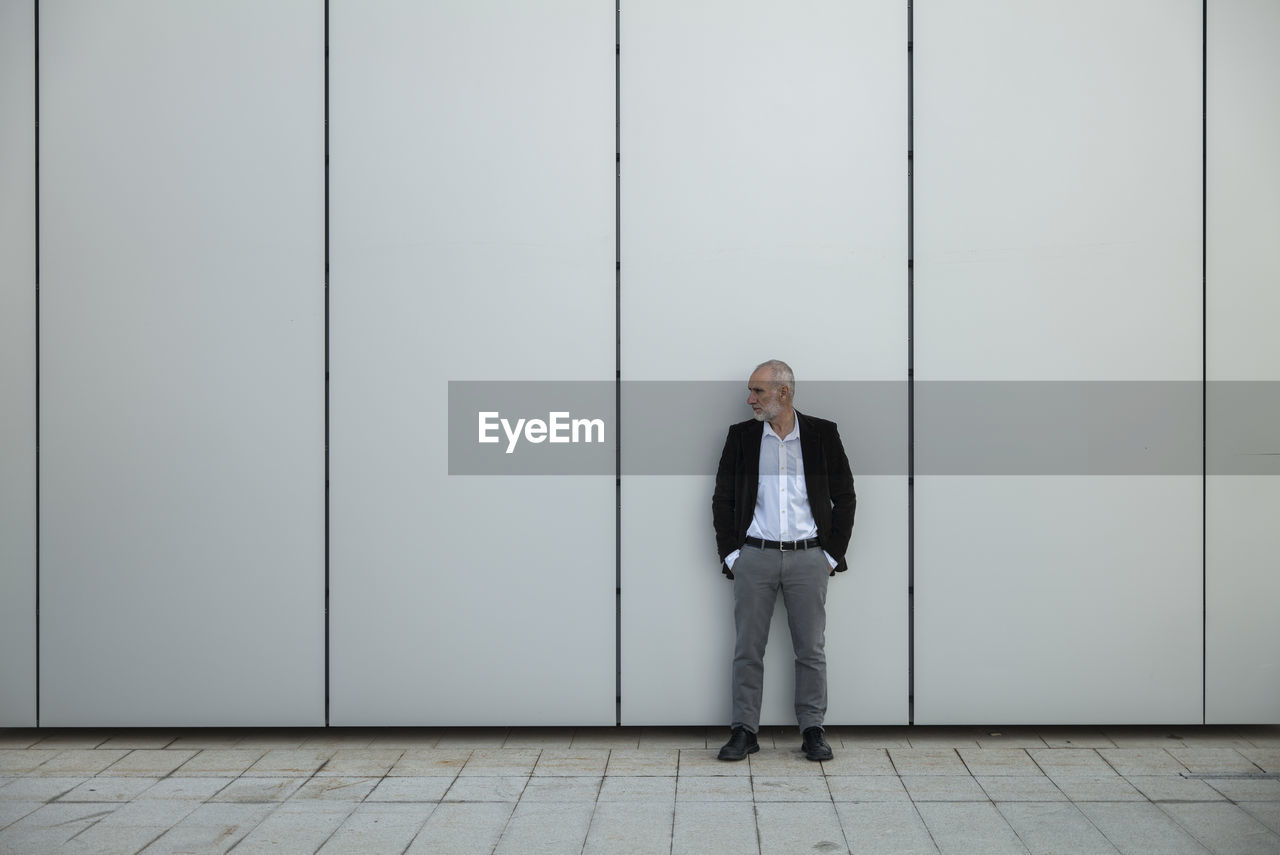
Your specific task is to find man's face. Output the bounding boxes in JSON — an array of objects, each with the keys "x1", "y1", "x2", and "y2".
[{"x1": 747, "y1": 368, "x2": 785, "y2": 423}]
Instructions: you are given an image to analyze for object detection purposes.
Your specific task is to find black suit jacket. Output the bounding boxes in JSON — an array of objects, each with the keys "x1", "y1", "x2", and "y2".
[{"x1": 712, "y1": 410, "x2": 856, "y2": 578}]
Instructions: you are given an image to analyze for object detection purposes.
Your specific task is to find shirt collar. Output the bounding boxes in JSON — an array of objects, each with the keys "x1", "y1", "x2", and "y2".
[{"x1": 762, "y1": 412, "x2": 800, "y2": 443}]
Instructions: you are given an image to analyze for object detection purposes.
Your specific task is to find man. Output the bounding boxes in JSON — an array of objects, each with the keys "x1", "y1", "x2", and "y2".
[{"x1": 711, "y1": 360, "x2": 856, "y2": 762}]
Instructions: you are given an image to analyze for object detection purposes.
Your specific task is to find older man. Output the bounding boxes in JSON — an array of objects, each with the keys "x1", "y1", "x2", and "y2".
[{"x1": 712, "y1": 360, "x2": 856, "y2": 761}]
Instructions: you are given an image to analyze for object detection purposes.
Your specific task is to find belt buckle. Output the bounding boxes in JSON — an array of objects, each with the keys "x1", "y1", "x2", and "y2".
[{"x1": 779, "y1": 539, "x2": 794, "y2": 552}]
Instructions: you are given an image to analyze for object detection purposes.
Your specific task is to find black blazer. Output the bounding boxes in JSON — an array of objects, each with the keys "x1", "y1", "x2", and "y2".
[{"x1": 712, "y1": 410, "x2": 857, "y2": 578}]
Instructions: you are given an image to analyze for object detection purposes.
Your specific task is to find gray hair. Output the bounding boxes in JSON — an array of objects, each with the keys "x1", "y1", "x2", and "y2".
[{"x1": 755, "y1": 359, "x2": 795, "y2": 398}]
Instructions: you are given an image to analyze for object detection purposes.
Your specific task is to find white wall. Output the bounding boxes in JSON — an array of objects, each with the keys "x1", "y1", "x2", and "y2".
[
  {"x1": 327, "y1": 0, "x2": 617, "y2": 725},
  {"x1": 619, "y1": 0, "x2": 909, "y2": 725},
  {"x1": 913, "y1": 0, "x2": 1204, "y2": 723},
  {"x1": 1206, "y1": 0, "x2": 1280, "y2": 723},
  {"x1": 0, "y1": 0, "x2": 37, "y2": 727},
  {"x1": 38, "y1": 0, "x2": 325, "y2": 725}
]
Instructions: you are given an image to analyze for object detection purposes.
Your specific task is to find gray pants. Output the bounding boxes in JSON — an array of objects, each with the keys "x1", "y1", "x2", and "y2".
[{"x1": 731, "y1": 544, "x2": 830, "y2": 733}]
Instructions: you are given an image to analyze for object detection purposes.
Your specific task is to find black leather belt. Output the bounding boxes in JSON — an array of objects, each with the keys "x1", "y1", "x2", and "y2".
[{"x1": 745, "y1": 536, "x2": 821, "y2": 551}]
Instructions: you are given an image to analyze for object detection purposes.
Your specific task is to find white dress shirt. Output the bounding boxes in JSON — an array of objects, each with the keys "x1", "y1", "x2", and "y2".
[{"x1": 724, "y1": 417, "x2": 837, "y2": 570}]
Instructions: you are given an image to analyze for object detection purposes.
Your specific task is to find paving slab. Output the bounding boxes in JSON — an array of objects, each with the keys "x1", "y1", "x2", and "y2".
[
  {"x1": 596, "y1": 775, "x2": 676, "y2": 802},
  {"x1": 676, "y1": 775, "x2": 754, "y2": 802},
  {"x1": 1236, "y1": 747, "x2": 1280, "y2": 773},
  {"x1": 1123, "y1": 774, "x2": 1226, "y2": 802},
  {"x1": 901, "y1": 774, "x2": 988, "y2": 802},
  {"x1": 290, "y1": 776, "x2": 380, "y2": 802},
  {"x1": 677, "y1": 749, "x2": 751, "y2": 776},
  {"x1": 432, "y1": 728, "x2": 509, "y2": 749},
  {"x1": 915, "y1": 801, "x2": 1029, "y2": 855},
  {"x1": 756, "y1": 800, "x2": 848, "y2": 854},
  {"x1": 1238, "y1": 802, "x2": 1280, "y2": 836},
  {"x1": 243, "y1": 748, "x2": 335, "y2": 777},
  {"x1": 1099, "y1": 748, "x2": 1190, "y2": 775},
  {"x1": 174, "y1": 748, "x2": 267, "y2": 776},
  {"x1": 0, "y1": 800, "x2": 41, "y2": 829},
  {"x1": 958, "y1": 748, "x2": 1041, "y2": 776},
  {"x1": 533, "y1": 749, "x2": 610, "y2": 776},
  {"x1": 442, "y1": 774, "x2": 529, "y2": 802},
  {"x1": 835, "y1": 801, "x2": 940, "y2": 854},
  {"x1": 404, "y1": 801, "x2": 513, "y2": 855},
  {"x1": 492, "y1": 800, "x2": 594, "y2": 855},
  {"x1": 605, "y1": 749, "x2": 679, "y2": 776},
  {"x1": 751, "y1": 775, "x2": 833, "y2": 802},
  {"x1": 977, "y1": 776, "x2": 1067, "y2": 802},
  {"x1": 671, "y1": 801, "x2": 759, "y2": 855},
  {"x1": 582, "y1": 801, "x2": 674, "y2": 855},
  {"x1": 826, "y1": 774, "x2": 911, "y2": 802},
  {"x1": 830, "y1": 726, "x2": 913, "y2": 748},
  {"x1": 0, "y1": 776, "x2": 87, "y2": 802},
  {"x1": 1161, "y1": 801, "x2": 1280, "y2": 855},
  {"x1": 316, "y1": 802, "x2": 433, "y2": 855},
  {"x1": 639, "y1": 727, "x2": 711, "y2": 749},
  {"x1": 0, "y1": 750, "x2": 60, "y2": 774},
  {"x1": 1047, "y1": 774, "x2": 1146, "y2": 802},
  {"x1": 996, "y1": 801, "x2": 1119, "y2": 855},
  {"x1": 1203, "y1": 777, "x2": 1280, "y2": 801},
  {"x1": 103, "y1": 748, "x2": 197, "y2": 777},
  {"x1": 365, "y1": 776, "x2": 454, "y2": 802},
  {"x1": 210, "y1": 776, "x2": 308, "y2": 803},
  {"x1": 458, "y1": 748, "x2": 538, "y2": 776},
  {"x1": 1076, "y1": 801, "x2": 1211, "y2": 855},
  {"x1": 1167, "y1": 747, "x2": 1266, "y2": 774},
  {"x1": 503, "y1": 727, "x2": 575, "y2": 749},
  {"x1": 820, "y1": 747, "x2": 896, "y2": 776},
  {"x1": 57, "y1": 775, "x2": 162, "y2": 802},
  {"x1": 571, "y1": 728, "x2": 643, "y2": 750},
  {"x1": 316, "y1": 748, "x2": 405, "y2": 777},
  {"x1": 141, "y1": 777, "x2": 232, "y2": 800},
  {"x1": 229, "y1": 800, "x2": 356, "y2": 855},
  {"x1": 26, "y1": 748, "x2": 128, "y2": 776},
  {"x1": 1028, "y1": 748, "x2": 1113, "y2": 775},
  {"x1": 389, "y1": 748, "x2": 471, "y2": 776},
  {"x1": 749, "y1": 748, "x2": 826, "y2": 776},
  {"x1": 519, "y1": 775, "x2": 602, "y2": 802}
]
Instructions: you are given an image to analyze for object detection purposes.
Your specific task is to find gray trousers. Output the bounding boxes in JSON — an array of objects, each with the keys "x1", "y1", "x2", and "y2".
[{"x1": 731, "y1": 544, "x2": 830, "y2": 733}]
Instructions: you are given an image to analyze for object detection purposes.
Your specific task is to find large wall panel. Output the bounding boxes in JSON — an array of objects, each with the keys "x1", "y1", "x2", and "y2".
[
  {"x1": 914, "y1": 0, "x2": 1203, "y2": 723},
  {"x1": 328, "y1": 0, "x2": 616, "y2": 725},
  {"x1": 1206, "y1": 0, "x2": 1280, "y2": 723},
  {"x1": 39, "y1": 1, "x2": 325, "y2": 725},
  {"x1": 620, "y1": 1, "x2": 908, "y2": 725},
  {"x1": 0, "y1": 0, "x2": 36, "y2": 727}
]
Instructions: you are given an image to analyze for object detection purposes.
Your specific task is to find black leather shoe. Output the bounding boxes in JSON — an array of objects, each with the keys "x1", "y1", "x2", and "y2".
[
  {"x1": 717, "y1": 726, "x2": 759, "y2": 761},
  {"x1": 802, "y1": 726, "x2": 833, "y2": 761}
]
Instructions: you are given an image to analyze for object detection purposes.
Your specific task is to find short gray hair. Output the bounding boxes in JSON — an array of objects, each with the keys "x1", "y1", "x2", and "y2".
[{"x1": 755, "y1": 359, "x2": 795, "y2": 397}]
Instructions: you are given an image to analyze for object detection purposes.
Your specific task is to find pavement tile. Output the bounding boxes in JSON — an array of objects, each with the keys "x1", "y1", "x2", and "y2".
[
  {"x1": 492, "y1": 800, "x2": 594, "y2": 855},
  {"x1": 639, "y1": 728, "x2": 710, "y2": 749},
  {"x1": 748, "y1": 748, "x2": 826, "y2": 776},
  {"x1": 973, "y1": 728, "x2": 1049, "y2": 748},
  {"x1": 165, "y1": 730, "x2": 245, "y2": 749},
  {"x1": 756, "y1": 801, "x2": 848, "y2": 853},
  {"x1": 301, "y1": 730, "x2": 379, "y2": 749},
  {"x1": 835, "y1": 801, "x2": 940, "y2": 854},
  {"x1": 0, "y1": 732, "x2": 42, "y2": 749},
  {"x1": 996, "y1": 801, "x2": 1120, "y2": 855},
  {"x1": 571, "y1": 728, "x2": 642, "y2": 750},
  {"x1": 751, "y1": 775, "x2": 832, "y2": 802},
  {"x1": 820, "y1": 747, "x2": 896, "y2": 776},
  {"x1": 94, "y1": 796, "x2": 203, "y2": 827},
  {"x1": 0, "y1": 801, "x2": 42, "y2": 829},
  {"x1": 826, "y1": 774, "x2": 911, "y2": 802},
  {"x1": 1238, "y1": 802, "x2": 1280, "y2": 836},
  {"x1": 367, "y1": 728, "x2": 444, "y2": 747},
  {"x1": 141, "y1": 777, "x2": 232, "y2": 800},
  {"x1": 210, "y1": 776, "x2": 308, "y2": 803},
  {"x1": 1204, "y1": 777, "x2": 1280, "y2": 801},
  {"x1": 316, "y1": 802, "x2": 433, "y2": 855},
  {"x1": 1075, "y1": 803, "x2": 1213, "y2": 855},
  {"x1": 57, "y1": 775, "x2": 162, "y2": 802},
  {"x1": 1102, "y1": 727, "x2": 1199, "y2": 747},
  {"x1": 519, "y1": 775, "x2": 602, "y2": 802},
  {"x1": 97, "y1": 732, "x2": 179, "y2": 749},
  {"x1": 390, "y1": 748, "x2": 472, "y2": 776},
  {"x1": 404, "y1": 802, "x2": 513, "y2": 855},
  {"x1": 977, "y1": 775, "x2": 1067, "y2": 802},
  {"x1": 901, "y1": 774, "x2": 988, "y2": 802},
  {"x1": 174, "y1": 748, "x2": 267, "y2": 776},
  {"x1": 102, "y1": 748, "x2": 197, "y2": 777},
  {"x1": 958, "y1": 748, "x2": 1041, "y2": 776},
  {"x1": 1166, "y1": 747, "x2": 1265, "y2": 774},
  {"x1": 1047, "y1": 774, "x2": 1146, "y2": 802},
  {"x1": 605, "y1": 749, "x2": 679, "y2": 776},
  {"x1": 1235, "y1": 747, "x2": 1280, "y2": 773},
  {"x1": 28, "y1": 733, "x2": 108, "y2": 749},
  {"x1": 915, "y1": 801, "x2": 1029, "y2": 855},
  {"x1": 672, "y1": 801, "x2": 759, "y2": 855},
  {"x1": 1124, "y1": 774, "x2": 1226, "y2": 802},
  {"x1": 831, "y1": 726, "x2": 913, "y2": 748},
  {"x1": 0, "y1": 802, "x2": 117, "y2": 852},
  {"x1": 1035, "y1": 729, "x2": 1115, "y2": 748},
  {"x1": 27, "y1": 748, "x2": 129, "y2": 776},
  {"x1": 229, "y1": 800, "x2": 356, "y2": 854},
  {"x1": 582, "y1": 801, "x2": 674, "y2": 855},
  {"x1": 443, "y1": 775, "x2": 529, "y2": 802},
  {"x1": 1029, "y1": 748, "x2": 1114, "y2": 775},
  {"x1": 0, "y1": 776, "x2": 87, "y2": 802},
  {"x1": 366, "y1": 776, "x2": 454, "y2": 802},
  {"x1": 138, "y1": 801, "x2": 275, "y2": 855},
  {"x1": 54, "y1": 823, "x2": 172, "y2": 855},
  {"x1": 458, "y1": 748, "x2": 539, "y2": 777},
  {"x1": 677, "y1": 749, "x2": 751, "y2": 776},
  {"x1": 291, "y1": 776, "x2": 381, "y2": 802},
  {"x1": 676, "y1": 775, "x2": 754, "y2": 802},
  {"x1": 1099, "y1": 748, "x2": 1190, "y2": 775},
  {"x1": 234, "y1": 730, "x2": 312, "y2": 749},
  {"x1": 1161, "y1": 801, "x2": 1280, "y2": 855},
  {"x1": 890, "y1": 748, "x2": 969, "y2": 775},
  {"x1": 597, "y1": 775, "x2": 676, "y2": 802},
  {"x1": 503, "y1": 728, "x2": 575, "y2": 749},
  {"x1": 0, "y1": 750, "x2": 59, "y2": 774},
  {"x1": 317, "y1": 748, "x2": 405, "y2": 777},
  {"x1": 533, "y1": 749, "x2": 610, "y2": 776},
  {"x1": 243, "y1": 748, "x2": 335, "y2": 777},
  {"x1": 906, "y1": 728, "x2": 984, "y2": 748}
]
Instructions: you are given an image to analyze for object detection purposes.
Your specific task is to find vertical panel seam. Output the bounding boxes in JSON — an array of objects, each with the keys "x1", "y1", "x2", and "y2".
[
  {"x1": 324, "y1": 0, "x2": 331, "y2": 727},
  {"x1": 33, "y1": 0, "x2": 41, "y2": 729},
  {"x1": 906, "y1": 0, "x2": 915, "y2": 727},
  {"x1": 1201, "y1": 0, "x2": 1207, "y2": 725},
  {"x1": 615, "y1": 0, "x2": 623, "y2": 728}
]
